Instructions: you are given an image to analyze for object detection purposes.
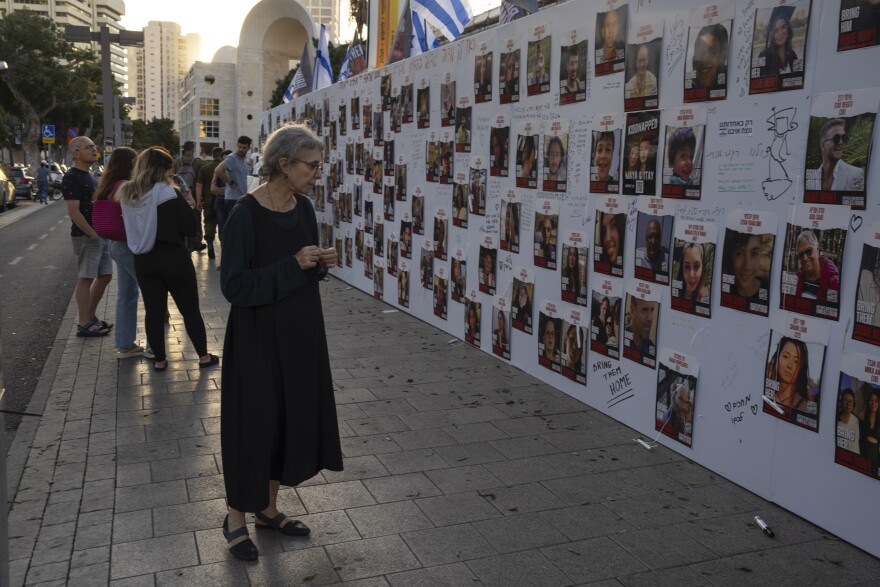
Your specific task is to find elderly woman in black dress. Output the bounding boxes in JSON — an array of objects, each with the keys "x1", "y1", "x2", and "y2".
[{"x1": 219, "y1": 123, "x2": 343, "y2": 561}]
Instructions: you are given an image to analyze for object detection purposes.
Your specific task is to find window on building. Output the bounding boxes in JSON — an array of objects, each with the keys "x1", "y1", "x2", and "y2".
[
  {"x1": 200, "y1": 120, "x2": 219, "y2": 139},
  {"x1": 199, "y1": 98, "x2": 219, "y2": 116}
]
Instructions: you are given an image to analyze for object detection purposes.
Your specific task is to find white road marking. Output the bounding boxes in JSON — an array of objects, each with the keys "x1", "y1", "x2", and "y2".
[
  {"x1": 27, "y1": 244, "x2": 37, "y2": 251},
  {"x1": 39, "y1": 233, "x2": 48, "y2": 240},
  {"x1": 49, "y1": 226, "x2": 56, "y2": 231},
  {"x1": 9, "y1": 257, "x2": 22, "y2": 265}
]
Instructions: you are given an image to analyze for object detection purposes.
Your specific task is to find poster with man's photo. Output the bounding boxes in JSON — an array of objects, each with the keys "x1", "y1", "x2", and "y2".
[
  {"x1": 500, "y1": 191, "x2": 521, "y2": 254},
  {"x1": 623, "y1": 20, "x2": 663, "y2": 111},
  {"x1": 590, "y1": 114, "x2": 623, "y2": 194},
  {"x1": 512, "y1": 267, "x2": 535, "y2": 334},
  {"x1": 780, "y1": 204, "x2": 849, "y2": 321},
  {"x1": 398, "y1": 260, "x2": 410, "y2": 308},
  {"x1": 451, "y1": 248, "x2": 467, "y2": 303},
  {"x1": 441, "y1": 75, "x2": 456, "y2": 126},
  {"x1": 412, "y1": 191, "x2": 425, "y2": 235},
  {"x1": 373, "y1": 261, "x2": 384, "y2": 301},
  {"x1": 634, "y1": 198, "x2": 673, "y2": 285},
  {"x1": 749, "y1": 0, "x2": 811, "y2": 94},
  {"x1": 469, "y1": 162, "x2": 487, "y2": 217},
  {"x1": 439, "y1": 135, "x2": 454, "y2": 185},
  {"x1": 339, "y1": 102, "x2": 347, "y2": 136},
  {"x1": 527, "y1": 23, "x2": 552, "y2": 96},
  {"x1": 387, "y1": 237, "x2": 398, "y2": 277},
  {"x1": 623, "y1": 110, "x2": 660, "y2": 196},
  {"x1": 380, "y1": 73, "x2": 392, "y2": 111},
  {"x1": 364, "y1": 235, "x2": 374, "y2": 278},
  {"x1": 433, "y1": 267, "x2": 448, "y2": 320},
  {"x1": 803, "y1": 88, "x2": 878, "y2": 209},
  {"x1": 433, "y1": 209, "x2": 448, "y2": 262},
  {"x1": 400, "y1": 216, "x2": 412, "y2": 259},
  {"x1": 763, "y1": 312, "x2": 828, "y2": 432},
  {"x1": 479, "y1": 237, "x2": 498, "y2": 295},
  {"x1": 417, "y1": 82, "x2": 430, "y2": 129},
  {"x1": 456, "y1": 104, "x2": 472, "y2": 153},
  {"x1": 516, "y1": 121, "x2": 539, "y2": 189},
  {"x1": 364, "y1": 200, "x2": 374, "y2": 234},
  {"x1": 499, "y1": 37, "x2": 521, "y2": 104},
  {"x1": 838, "y1": 0, "x2": 880, "y2": 51},
  {"x1": 591, "y1": 278, "x2": 622, "y2": 361},
  {"x1": 363, "y1": 100, "x2": 372, "y2": 139},
  {"x1": 453, "y1": 174, "x2": 469, "y2": 229},
  {"x1": 420, "y1": 242, "x2": 434, "y2": 290},
  {"x1": 561, "y1": 231, "x2": 588, "y2": 306},
  {"x1": 670, "y1": 215, "x2": 717, "y2": 318},
  {"x1": 490, "y1": 118, "x2": 510, "y2": 177},
  {"x1": 492, "y1": 296, "x2": 512, "y2": 360},
  {"x1": 534, "y1": 200, "x2": 559, "y2": 270},
  {"x1": 464, "y1": 294, "x2": 482, "y2": 348},
  {"x1": 538, "y1": 301, "x2": 563, "y2": 374},
  {"x1": 623, "y1": 280, "x2": 661, "y2": 369},
  {"x1": 373, "y1": 110, "x2": 384, "y2": 146},
  {"x1": 853, "y1": 222, "x2": 880, "y2": 346},
  {"x1": 720, "y1": 210, "x2": 777, "y2": 317},
  {"x1": 543, "y1": 119, "x2": 569, "y2": 192},
  {"x1": 425, "y1": 137, "x2": 439, "y2": 183},
  {"x1": 474, "y1": 41, "x2": 493, "y2": 104},
  {"x1": 655, "y1": 348, "x2": 700, "y2": 448},
  {"x1": 559, "y1": 29, "x2": 587, "y2": 105},
  {"x1": 594, "y1": 0, "x2": 627, "y2": 76},
  {"x1": 355, "y1": 225, "x2": 364, "y2": 261},
  {"x1": 395, "y1": 160, "x2": 407, "y2": 201},
  {"x1": 661, "y1": 106, "x2": 706, "y2": 200},
  {"x1": 561, "y1": 308, "x2": 588, "y2": 385},
  {"x1": 401, "y1": 80, "x2": 413, "y2": 124},
  {"x1": 684, "y1": 1, "x2": 733, "y2": 103},
  {"x1": 594, "y1": 195, "x2": 627, "y2": 277},
  {"x1": 835, "y1": 351, "x2": 880, "y2": 481}
]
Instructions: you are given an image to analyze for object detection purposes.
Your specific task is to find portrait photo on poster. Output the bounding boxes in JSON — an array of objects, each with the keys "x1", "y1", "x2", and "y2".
[
  {"x1": 441, "y1": 79, "x2": 456, "y2": 126},
  {"x1": 561, "y1": 239, "x2": 588, "y2": 306},
  {"x1": 387, "y1": 239, "x2": 399, "y2": 277},
  {"x1": 373, "y1": 264, "x2": 384, "y2": 300},
  {"x1": 398, "y1": 264, "x2": 410, "y2": 308},
  {"x1": 479, "y1": 243, "x2": 498, "y2": 295},
  {"x1": 439, "y1": 140, "x2": 454, "y2": 185},
  {"x1": 500, "y1": 194, "x2": 521, "y2": 254},
  {"x1": 593, "y1": 197, "x2": 627, "y2": 277},
  {"x1": 591, "y1": 281, "x2": 622, "y2": 361},
  {"x1": 590, "y1": 124, "x2": 622, "y2": 194},
  {"x1": 456, "y1": 106, "x2": 472, "y2": 153},
  {"x1": 661, "y1": 106, "x2": 707, "y2": 200},
  {"x1": 749, "y1": 0, "x2": 811, "y2": 94},
  {"x1": 623, "y1": 110, "x2": 660, "y2": 196},
  {"x1": 425, "y1": 140, "x2": 439, "y2": 182},
  {"x1": 412, "y1": 194, "x2": 425, "y2": 235},
  {"x1": 670, "y1": 218, "x2": 717, "y2": 318},
  {"x1": 464, "y1": 297, "x2": 482, "y2": 347},
  {"x1": 399, "y1": 219, "x2": 412, "y2": 258},
  {"x1": 527, "y1": 24, "x2": 552, "y2": 96},
  {"x1": 451, "y1": 252, "x2": 467, "y2": 303},
  {"x1": 720, "y1": 210, "x2": 777, "y2": 317},
  {"x1": 559, "y1": 37, "x2": 588, "y2": 105},
  {"x1": 594, "y1": 2, "x2": 627, "y2": 76},
  {"x1": 500, "y1": 43, "x2": 521, "y2": 104},
  {"x1": 490, "y1": 122, "x2": 510, "y2": 177},
  {"x1": 470, "y1": 166, "x2": 487, "y2": 216},
  {"x1": 433, "y1": 212, "x2": 448, "y2": 261},
  {"x1": 655, "y1": 347, "x2": 700, "y2": 448},
  {"x1": 623, "y1": 20, "x2": 662, "y2": 111},
  {"x1": 512, "y1": 270, "x2": 535, "y2": 334},
  {"x1": 835, "y1": 351, "x2": 880, "y2": 481},
  {"x1": 417, "y1": 86, "x2": 430, "y2": 129},
  {"x1": 492, "y1": 300, "x2": 512, "y2": 360},
  {"x1": 543, "y1": 121, "x2": 569, "y2": 192},
  {"x1": 623, "y1": 280, "x2": 660, "y2": 369},
  {"x1": 433, "y1": 271, "x2": 448, "y2": 320},
  {"x1": 853, "y1": 226, "x2": 880, "y2": 346},
  {"x1": 420, "y1": 245, "x2": 434, "y2": 289},
  {"x1": 381, "y1": 73, "x2": 392, "y2": 111},
  {"x1": 453, "y1": 181, "x2": 469, "y2": 228},
  {"x1": 401, "y1": 82, "x2": 413, "y2": 124},
  {"x1": 516, "y1": 123, "x2": 539, "y2": 189},
  {"x1": 561, "y1": 312, "x2": 588, "y2": 385},
  {"x1": 475, "y1": 47, "x2": 494, "y2": 103},
  {"x1": 634, "y1": 203, "x2": 673, "y2": 285},
  {"x1": 538, "y1": 305, "x2": 563, "y2": 373},
  {"x1": 534, "y1": 203, "x2": 559, "y2": 270},
  {"x1": 395, "y1": 163, "x2": 407, "y2": 201}
]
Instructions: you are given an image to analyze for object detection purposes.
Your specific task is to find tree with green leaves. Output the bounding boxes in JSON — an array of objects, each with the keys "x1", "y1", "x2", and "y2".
[
  {"x1": 269, "y1": 41, "x2": 350, "y2": 109},
  {"x1": 130, "y1": 118, "x2": 179, "y2": 154}
]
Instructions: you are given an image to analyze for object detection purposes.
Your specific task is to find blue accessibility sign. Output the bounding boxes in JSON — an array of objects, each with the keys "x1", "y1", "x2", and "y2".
[{"x1": 41, "y1": 124, "x2": 56, "y2": 144}]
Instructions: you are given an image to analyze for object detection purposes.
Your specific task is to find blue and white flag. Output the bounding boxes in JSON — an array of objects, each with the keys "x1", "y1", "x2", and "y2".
[
  {"x1": 499, "y1": 0, "x2": 537, "y2": 25},
  {"x1": 283, "y1": 41, "x2": 313, "y2": 103},
  {"x1": 411, "y1": 12, "x2": 440, "y2": 55},
  {"x1": 312, "y1": 24, "x2": 333, "y2": 91},
  {"x1": 411, "y1": 0, "x2": 472, "y2": 44}
]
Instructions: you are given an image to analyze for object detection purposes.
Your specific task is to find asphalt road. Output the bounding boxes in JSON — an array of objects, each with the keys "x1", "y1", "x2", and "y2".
[{"x1": 0, "y1": 199, "x2": 79, "y2": 447}]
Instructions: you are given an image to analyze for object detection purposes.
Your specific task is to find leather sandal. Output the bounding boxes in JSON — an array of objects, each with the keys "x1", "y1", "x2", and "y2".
[
  {"x1": 223, "y1": 515, "x2": 258, "y2": 561},
  {"x1": 76, "y1": 318, "x2": 110, "y2": 338},
  {"x1": 255, "y1": 511, "x2": 310, "y2": 536},
  {"x1": 199, "y1": 354, "x2": 220, "y2": 369}
]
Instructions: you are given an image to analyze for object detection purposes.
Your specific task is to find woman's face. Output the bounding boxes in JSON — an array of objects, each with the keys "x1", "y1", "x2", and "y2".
[
  {"x1": 732, "y1": 235, "x2": 762, "y2": 292},
  {"x1": 603, "y1": 214, "x2": 620, "y2": 261},
  {"x1": 483, "y1": 253, "x2": 492, "y2": 273},
  {"x1": 772, "y1": 17, "x2": 789, "y2": 48},
  {"x1": 468, "y1": 309, "x2": 477, "y2": 331},
  {"x1": 497, "y1": 311, "x2": 505, "y2": 331},
  {"x1": 693, "y1": 32, "x2": 722, "y2": 88},
  {"x1": 629, "y1": 145, "x2": 640, "y2": 169},
  {"x1": 594, "y1": 138, "x2": 613, "y2": 180},
  {"x1": 518, "y1": 284, "x2": 529, "y2": 306},
  {"x1": 869, "y1": 393, "x2": 879, "y2": 414},
  {"x1": 543, "y1": 321, "x2": 556, "y2": 356},
  {"x1": 778, "y1": 341, "x2": 801, "y2": 386},
  {"x1": 452, "y1": 261, "x2": 461, "y2": 279},
  {"x1": 673, "y1": 146, "x2": 694, "y2": 180},
  {"x1": 639, "y1": 140, "x2": 650, "y2": 164},
  {"x1": 286, "y1": 148, "x2": 323, "y2": 194},
  {"x1": 599, "y1": 299, "x2": 609, "y2": 319},
  {"x1": 567, "y1": 246, "x2": 578, "y2": 268},
  {"x1": 402, "y1": 227, "x2": 411, "y2": 246},
  {"x1": 566, "y1": 328, "x2": 580, "y2": 365},
  {"x1": 682, "y1": 245, "x2": 703, "y2": 294}
]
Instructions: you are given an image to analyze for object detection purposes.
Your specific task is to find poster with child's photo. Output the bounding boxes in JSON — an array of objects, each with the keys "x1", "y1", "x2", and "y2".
[
  {"x1": 594, "y1": 196, "x2": 627, "y2": 277},
  {"x1": 835, "y1": 351, "x2": 880, "y2": 481},
  {"x1": 661, "y1": 106, "x2": 706, "y2": 200},
  {"x1": 512, "y1": 268, "x2": 534, "y2": 334},
  {"x1": 590, "y1": 114, "x2": 623, "y2": 194},
  {"x1": 655, "y1": 347, "x2": 700, "y2": 448},
  {"x1": 670, "y1": 215, "x2": 717, "y2": 318},
  {"x1": 591, "y1": 279, "x2": 622, "y2": 360}
]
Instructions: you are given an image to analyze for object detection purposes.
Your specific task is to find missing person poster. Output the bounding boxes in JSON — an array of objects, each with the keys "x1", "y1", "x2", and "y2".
[
  {"x1": 720, "y1": 210, "x2": 777, "y2": 317},
  {"x1": 441, "y1": 74, "x2": 456, "y2": 126},
  {"x1": 381, "y1": 73, "x2": 392, "y2": 111},
  {"x1": 500, "y1": 191, "x2": 521, "y2": 254},
  {"x1": 623, "y1": 279, "x2": 661, "y2": 369},
  {"x1": 835, "y1": 351, "x2": 880, "y2": 480},
  {"x1": 420, "y1": 242, "x2": 434, "y2": 290},
  {"x1": 763, "y1": 312, "x2": 828, "y2": 432},
  {"x1": 561, "y1": 231, "x2": 588, "y2": 306},
  {"x1": 516, "y1": 120, "x2": 539, "y2": 189},
  {"x1": 475, "y1": 41, "x2": 493, "y2": 104},
  {"x1": 400, "y1": 215, "x2": 412, "y2": 259},
  {"x1": 398, "y1": 260, "x2": 410, "y2": 308},
  {"x1": 492, "y1": 296, "x2": 512, "y2": 360},
  {"x1": 453, "y1": 173, "x2": 469, "y2": 229},
  {"x1": 749, "y1": 0, "x2": 811, "y2": 94},
  {"x1": 671, "y1": 215, "x2": 717, "y2": 318},
  {"x1": 451, "y1": 248, "x2": 467, "y2": 303},
  {"x1": 838, "y1": 0, "x2": 880, "y2": 51},
  {"x1": 538, "y1": 300, "x2": 563, "y2": 373},
  {"x1": 417, "y1": 81, "x2": 430, "y2": 129},
  {"x1": 854, "y1": 222, "x2": 880, "y2": 346},
  {"x1": 655, "y1": 347, "x2": 700, "y2": 448},
  {"x1": 439, "y1": 133, "x2": 454, "y2": 185},
  {"x1": 363, "y1": 99, "x2": 372, "y2": 139},
  {"x1": 594, "y1": 195, "x2": 627, "y2": 277},
  {"x1": 527, "y1": 23, "x2": 552, "y2": 96},
  {"x1": 401, "y1": 79, "x2": 413, "y2": 124},
  {"x1": 412, "y1": 190, "x2": 425, "y2": 235},
  {"x1": 364, "y1": 234, "x2": 374, "y2": 279},
  {"x1": 490, "y1": 117, "x2": 510, "y2": 177},
  {"x1": 534, "y1": 200, "x2": 559, "y2": 270},
  {"x1": 590, "y1": 114, "x2": 623, "y2": 194},
  {"x1": 634, "y1": 198, "x2": 674, "y2": 285},
  {"x1": 433, "y1": 266, "x2": 448, "y2": 320},
  {"x1": 464, "y1": 293, "x2": 482, "y2": 348},
  {"x1": 470, "y1": 162, "x2": 487, "y2": 217},
  {"x1": 355, "y1": 224, "x2": 364, "y2": 261},
  {"x1": 373, "y1": 260, "x2": 384, "y2": 301},
  {"x1": 684, "y1": 1, "x2": 733, "y2": 103},
  {"x1": 780, "y1": 204, "x2": 849, "y2": 321},
  {"x1": 479, "y1": 236, "x2": 498, "y2": 295},
  {"x1": 591, "y1": 278, "x2": 622, "y2": 360},
  {"x1": 499, "y1": 36, "x2": 521, "y2": 104},
  {"x1": 623, "y1": 110, "x2": 660, "y2": 195},
  {"x1": 559, "y1": 28, "x2": 588, "y2": 105},
  {"x1": 351, "y1": 95, "x2": 360, "y2": 130},
  {"x1": 387, "y1": 237, "x2": 398, "y2": 277},
  {"x1": 512, "y1": 267, "x2": 535, "y2": 334},
  {"x1": 395, "y1": 159, "x2": 407, "y2": 201},
  {"x1": 433, "y1": 209, "x2": 448, "y2": 261},
  {"x1": 661, "y1": 106, "x2": 706, "y2": 199},
  {"x1": 455, "y1": 103, "x2": 472, "y2": 153},
  {"x1": 561, "y1": 308, "x2": 588, "y2": 385},
  {"x1": 384, "y1": 140, "x2": 394, "y2": 176},
  {"x1": 426, "y1": 135, "x2": 439, "y2": 183},
  {"x1": 543, "y1": 120, "x2": 569, "y2": 192},
  {"x1": 594, "y1": 0, "x2": 627, "y2": 76},
  {"x1": 623, "y1": 19, "x2": 663, "y2": 111},
  {"x1": 803, "y1": 88, "x2": 878, "y2": 209}
]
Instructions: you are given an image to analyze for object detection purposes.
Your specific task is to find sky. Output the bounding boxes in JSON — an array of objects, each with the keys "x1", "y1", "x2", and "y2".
[{"x1": 121, "y1": 0, "x2": 499, "y2": 63}]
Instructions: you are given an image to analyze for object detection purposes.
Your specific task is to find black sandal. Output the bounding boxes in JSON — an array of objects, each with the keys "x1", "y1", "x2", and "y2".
[
  {"x1": 223, "y1": 515, "x2": 258, "y2": 561},
  {"x1": 199, "y1": 354, "x2": 220, "y2": 369},
  {"x1": 255, "y1": 511, "x2": 310, "y2": 536}
]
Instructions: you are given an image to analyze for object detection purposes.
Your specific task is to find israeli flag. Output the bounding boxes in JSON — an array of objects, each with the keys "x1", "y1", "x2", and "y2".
[
  {"x1": 411, "y1": 0, "x2": 472, "y2": 44},
  {"x1": 337, "y1": 46, "x2": 351, "y2": 82},
  {"x1": 312, "y1": 24, "x2": 333, "y2": 91},
  {"x1": 412, "y1": 12, "x2": 440, "y2": 55}
]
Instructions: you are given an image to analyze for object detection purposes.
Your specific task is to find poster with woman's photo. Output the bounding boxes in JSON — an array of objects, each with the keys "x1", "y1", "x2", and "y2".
[
  {"x1": 387, "y1": 237, "x2": 398, "y2": 277},
  {"x1": 684, "y1": 2, "x2": 733, "y2": 103},
  {"x1": 763, "y1": 312, "x2": 828, "y2": 432},
  {"x1": 373, "y1": 110, "x2": 384, "y2": 146},
  {"x1": 803, "y1": 88, "x2": 877, "y2": 209},
  {"x1": 780, "y1": 204, "x2": 849, "y2": 321},
  {"x1": 492, "y1": 296, "x2": 512, "y2": 360},
  {"x1": 500, "y1": 192, "x2": 520, "y2": 254},
  {"x1": 364, "y1": 200, "x2": 374, "y2": 234},
  {"x1": 451, "y1": 248, "x2": 467, "y2": 303},
  {"x1": 412, "y1": 191, "x2": 425, "y2": 235},
  {"x1": 591, "y1": 279, "x2": 622, "y2": 360},
  {"x1": 527, "y1": 24, "x2": 552, "y2": 96},
  {"x1": 439, "y1": 135, "x2": 454, "y2": 185},
  {"x1": 623, "y1": 20, "x2": 663, "y2": 111},
  {"x1": 561, "y1": 232, "x2": 588, "y2": 306},
  {"x1": 383, "y1": 185, "x2": 394, "y2": 221},
  {"x1": 401, "y1": 80, "x2": 413, "y2": 124},
  {"x1": 373, "y1": 261, "x2": 384, "y2": 301},
  {"x1": 594, "y1": 1, "x2": 627, "y2": 76},
  {"x1": 591, "y1": 114, "x2": 623, "y2": 194},
  {"x1": 364, "y1": 235, "x2": 374, "y2": 278},
  {"x1": 381, "y1": 73, "x2": 392, "y2": 111},
  {"x1": 634, "y1": 198, "x2": 674, "y2": 285},
  {"x1": 559, "y1": 29, "x2": 587, "y2": 105},
  {"x1": 345, "y1": 234, "x2": 353, "y2": 268},
  {"x1": 594, "y1": 196, "x2": 627, "y2": 277},
  {"x1": 561, "y1": 308, "x2": 588, "y2": 385},
  {"x1": 433, "y1": 209, "x2": 448, "y2": 262},
  {"x1": 835, "y1": 351, "x2": 880, "y2": 480},
  {"x1": 538, "y1": 301, "x2": 563, "y2": 373},
  {"x1": 453, "y1": 174, "x2": 469, "y2": 229},
  {"x1": 398, "y1": 260, "x2": 410, "y2": 307},
  {"x1": 490, "y1": 119, "x2": 510, "y2": 177},
  {"x1": 854, "y1": 224, "x2": 880, "y2": 345},
  {"x1": 534, "y1": 201, "x2": 559, "y2": 270},
  {"x1": 655, "y1": 347, "x2": 700, "y2": 448},
  {"x1": 464, "y1": 294, "x2": 482, "y2": 347},
  {"x1": 395, "y1": 160, "x2": 407, "y2": 201},
  {"x1": 516, "y1": 121, "x2": 539, "y2": 189},
  {"x1": 623, "y1": 110, "x2": 660, "y2": 196},
  {"x1": 661, "y1": 106, "x2": 706, "y2": 200},
  {"x1": 374, "y1": 221, "x2": 384, "y2": 257},
  {"x1": 469, "y1": 162, "x2": 487, "y2": 217},
  {"x1": 433, "y1": 267, "x2": 448, "y2": 320},
  {"x1": 456, "y1": 104, "x2": 472, "y2": 153},
  {"x1": 474, "y1": 41, "x2": 493, "y2": 103},
  {"x1": 623, "y1": 280, "x2": 661, "y2": 369},
  {"x1": 499, "y1": 37, "x2": 521, "y2": 104},
  {"x1": 543, "y1": 120, "x2": 569, "y2": 192},
  {"x1": 420, "y1": 242, "x2": 434, "y2": 290},
  {"x1": 479, "y1": 237, "x2": 498, "y2": 295},
  {"x1": 671, "y1": 216, "x2": 717, "y2": 318},
  {"x1": 355, "y1": 225, "x2": 364, "y2": 261},
  {"x1": 417, "y1": 82, "x2": 430, "y2": 129},
  {"x1": 749, "y1": 0, "x2": 811, "y2": 94},
  {"x1": 441, "y1": 75, "x2": 456, "y2": 126},
  {"x1": 720, "y1": 210, "x2": 777, "y2": 317},
  {"x1": 363, "y1": 100, "x2": 373, "y2": 139},
  {"x1": 512, "y1": 268, "x2": 535, "y2": 334},
  {"x1": 400, "y1": 216, "x2": 412, "y2": 259},
  {"x1": 838, "y1": 0, "x2": 880, "y2": 51},
  {"x1": 426, "y1": 138, "x2": 439, "y2": 182}
]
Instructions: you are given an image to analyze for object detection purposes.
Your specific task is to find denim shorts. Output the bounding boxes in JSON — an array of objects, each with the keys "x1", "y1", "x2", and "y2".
[{"x1": 72, "y1": 235, "x2": 113, "y2": 279}]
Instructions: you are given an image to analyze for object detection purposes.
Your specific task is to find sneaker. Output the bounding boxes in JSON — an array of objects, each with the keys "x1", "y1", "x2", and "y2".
[
  {"x1": 143, "y1": 347, "x2": 155, "y2": 359},
  {"x1": 117, "y1": 345, "x2": 144, "y2": 358}
]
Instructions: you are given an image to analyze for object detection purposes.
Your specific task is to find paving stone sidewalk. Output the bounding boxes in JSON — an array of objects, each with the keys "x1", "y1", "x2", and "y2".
[{"x1": 6, "y1": 253, "x2": 880, "y2": 586}]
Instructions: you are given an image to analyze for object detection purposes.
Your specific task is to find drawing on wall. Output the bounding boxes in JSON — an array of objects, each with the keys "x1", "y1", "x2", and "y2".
[{"x1": 761, "y1": 106, "x2": 799, "y2": 201}]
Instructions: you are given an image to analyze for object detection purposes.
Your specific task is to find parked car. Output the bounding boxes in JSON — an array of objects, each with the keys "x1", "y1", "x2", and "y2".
[
  {"x1": 0, "y1": 167, "x2": 17, "y2": 211},
  {"x1": 10, "y1": 166, "x2": 35, "y2": 199}
]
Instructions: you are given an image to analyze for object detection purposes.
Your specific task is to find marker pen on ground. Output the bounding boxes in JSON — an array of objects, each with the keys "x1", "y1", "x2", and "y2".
[{"x1": 754, "y1": 515, "x2": 775, "y2": 537}]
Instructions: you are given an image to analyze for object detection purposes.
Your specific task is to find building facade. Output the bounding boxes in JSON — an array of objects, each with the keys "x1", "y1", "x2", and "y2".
[{"x1": 178, "y1": 61, "x2": 237, "y2": 156}]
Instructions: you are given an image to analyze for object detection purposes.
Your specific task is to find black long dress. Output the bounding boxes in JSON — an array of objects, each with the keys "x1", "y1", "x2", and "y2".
[{"x1": 220, "y1": 194, "x2": 343, "y2": 512}]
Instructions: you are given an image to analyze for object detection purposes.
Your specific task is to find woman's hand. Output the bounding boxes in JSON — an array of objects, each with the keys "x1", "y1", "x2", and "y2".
[
  {"x1": 318, "y1": 247, "x2": 338, "y2": 268},
  {"x1": 296, "y1": 245, "x2": 321, "y2": 270}
]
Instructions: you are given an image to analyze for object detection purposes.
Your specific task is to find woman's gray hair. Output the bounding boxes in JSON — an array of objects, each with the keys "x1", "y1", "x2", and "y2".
[
  {"x1": 260, "y1": 123, "x2": 323, "y2": 179},
  {"x1": 796, "y1": 230, "x2": 818, "y2": 249}
]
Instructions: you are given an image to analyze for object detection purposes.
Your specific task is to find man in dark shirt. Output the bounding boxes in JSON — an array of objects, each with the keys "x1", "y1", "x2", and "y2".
[
  {"x1": 63, "y1": 136, "x2": 113, "y2": 337},
  {"x1": 196, "y1": 147, "x2": 224, "y2": 259}
]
